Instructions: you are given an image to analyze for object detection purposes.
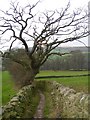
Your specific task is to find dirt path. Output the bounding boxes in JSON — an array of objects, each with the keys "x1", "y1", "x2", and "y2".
[{"x1": 34, "y1": 90, "x2": 45, "y2": 118}]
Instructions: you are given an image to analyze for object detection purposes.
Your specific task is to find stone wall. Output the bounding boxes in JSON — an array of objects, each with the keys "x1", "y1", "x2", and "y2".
[
  {"x1": 45, "y1": 81, "x2": 89, "y2": 118},
  {"x1": 2, "y1": 84, "x2": 39, "y2": 119},
  {"x1": 1, "y1": 81, "x2": 90, "y2": 119}
]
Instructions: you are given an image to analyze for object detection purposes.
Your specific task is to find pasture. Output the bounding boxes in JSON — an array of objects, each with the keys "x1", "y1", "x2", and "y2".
[
  {"x1": 36, "y1": 70, "x2": 88, "y2": 76},
  {"x1": 36, "y1": 70, "x2": 89, "y2": 93}
]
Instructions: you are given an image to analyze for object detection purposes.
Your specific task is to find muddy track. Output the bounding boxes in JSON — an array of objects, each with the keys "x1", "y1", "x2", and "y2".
[{"x1": 34, "y1": 90, "x2": 45, "y2": 118}]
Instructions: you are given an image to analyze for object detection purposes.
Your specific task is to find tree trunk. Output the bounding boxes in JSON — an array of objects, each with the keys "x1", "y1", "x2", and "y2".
[{"x1": 22, "y1": 68, "x2": 39, "y2": 86}]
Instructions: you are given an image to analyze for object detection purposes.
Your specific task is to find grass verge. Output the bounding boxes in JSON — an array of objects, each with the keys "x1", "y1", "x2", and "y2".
[
  {"x1": 2, "y1": 71, "x2": 18, "y2": 105},
  {"x1": 23, "y1": 86, "x2": 40, "y2": 118}
]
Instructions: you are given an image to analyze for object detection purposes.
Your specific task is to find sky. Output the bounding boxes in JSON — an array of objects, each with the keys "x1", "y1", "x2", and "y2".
[
  {"x1": 0, "y1": 0, "x2": 90, "y2": 49},
  {"x1": 0, "y1": 0, "x2": 89, "y2": 10}
]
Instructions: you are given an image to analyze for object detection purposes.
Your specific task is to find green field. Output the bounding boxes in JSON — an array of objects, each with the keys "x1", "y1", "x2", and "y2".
[
  {"x1": 36, "y1": 70, "x2": 89, "y2": 93},
  {"x1": 36, "y1": 70, "x2": 88, "y2": 76},
  {"x1": 1, "y1": 70, "x2": 89, "y2": 105}
]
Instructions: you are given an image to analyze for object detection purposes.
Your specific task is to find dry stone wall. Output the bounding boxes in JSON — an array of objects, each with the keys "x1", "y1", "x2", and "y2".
[
  {"x1": 2, "y1": 85, "x2": 35, "y2": 119},
  {"x1": 1, "y1": 81, "x2": 90, "y2": 119},
  {"x1": 46, "y1": 81, "x2": 90, "y2": 119}
]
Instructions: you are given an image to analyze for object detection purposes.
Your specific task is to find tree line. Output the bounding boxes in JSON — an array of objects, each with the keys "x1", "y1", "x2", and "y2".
[{"x1": 41, "y1": 50, "x2": 88, "y2": 71}]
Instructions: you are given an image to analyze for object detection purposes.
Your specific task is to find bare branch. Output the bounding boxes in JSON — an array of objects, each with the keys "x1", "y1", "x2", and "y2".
[
  {"x1": 75, "y1": 39, "x2": 88, "y2": 48},
  {"x1": 9, "y1": 39, "x2": 17, "y2": 52},
  {"x1": 47, "y1": 52, "x2": 70, "y2": 57},
  {"x1": 0, "y1": 51, "x2": 3, "y2": 57},
  {"x1": 0, "y1": 1, "x2": 89, "y2": 69},
  {"x1": 40, "y1": 52, "x2": 70, "y2": 65}
]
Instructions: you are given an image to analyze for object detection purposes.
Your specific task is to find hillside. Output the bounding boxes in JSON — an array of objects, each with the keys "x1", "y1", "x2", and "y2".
[{"x1": 55, "y1": 47, "x2": 89, "y2": 53}]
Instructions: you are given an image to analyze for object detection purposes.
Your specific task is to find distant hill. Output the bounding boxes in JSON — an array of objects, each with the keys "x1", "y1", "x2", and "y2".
[
  {"x1": 55, "y1": 47, "x2": 89, "y2": 53},
  {"x1": 2, "y1": 46, "x2": 90, "y2": 54}
]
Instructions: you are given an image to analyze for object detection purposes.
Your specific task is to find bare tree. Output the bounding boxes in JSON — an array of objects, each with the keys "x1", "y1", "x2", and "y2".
[{"x1": 0, "y1": 1, "x2": 89, "y2": 85}]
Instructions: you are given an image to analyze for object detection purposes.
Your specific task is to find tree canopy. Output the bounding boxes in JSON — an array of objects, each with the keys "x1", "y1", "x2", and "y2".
[{"x1": 0, "y1": 1, "x2": 89, "y2": 85}]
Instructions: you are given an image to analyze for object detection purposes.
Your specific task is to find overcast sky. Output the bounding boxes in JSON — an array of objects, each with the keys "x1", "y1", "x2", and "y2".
[
  {"x1": 0, "y1": 0, "x2": 89, "y2": 48},
  {"x1": 0, "y1": 0, "x2": 89, "y2": 10}
]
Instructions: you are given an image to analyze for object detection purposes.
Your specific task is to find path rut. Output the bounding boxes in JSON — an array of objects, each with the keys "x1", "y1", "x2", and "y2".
[{"x1": 34, "y1": 90, "x2": 45, "y2": 118}]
